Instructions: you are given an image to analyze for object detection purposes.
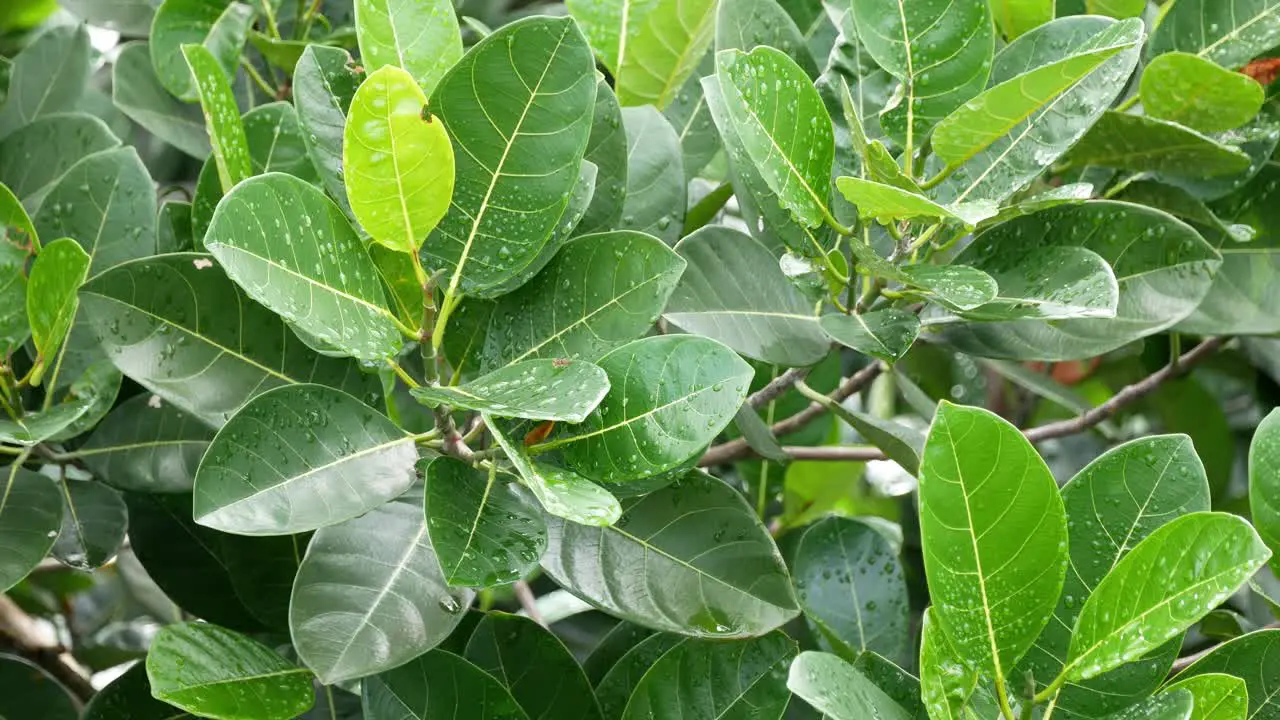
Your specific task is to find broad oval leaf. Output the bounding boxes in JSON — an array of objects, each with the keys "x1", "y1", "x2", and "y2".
[
  {"x1": 243, "y1": 103, "x2": 320, "y2": 182},
  {"x1": 424, "y1": 457, "x2": 547, "y2": 588},
  {"x1": 465, "y1": 613, "x2": 603, "y2": 720},
  {"x1": 1252, "y1": 408, "x2": 1280, "y2": 571},
  {"x1": 716, "y1": 46, "x2": 833, "y2": 228},
  {"x1": 949, "y1": 245, "x2": 1119, "y2": 322},
  {"x1": 1150, "y1": 0, "x2": 1280, "y2": 70},
  {"x1": 583, "y1": 623, "x2": 657, "y2": 686},
  {"x1": 194, "y1": 384, "x2": 416, "y2": 535},
  {"x1": 112, "y1": 41, "x2": 210, "y2": 159},
  {"x1": 595, "y1": 633, "x2": 687, "y2": 719},
  {"x1": 897, "y1": 263, "x2": 998, "y2": 311},
  {"x1": 51, "y1": 479, "x2": 126, "y2": 571},
  {"x1": 146, "y1": 622, "x2": 315, "y2": 720},
  {"x1": 615, "y1": 0, "x2": 717, "y2": 108},
  {"x1": 291, "y1": 484, "x2": 474, "y2": 684},
  {"x1": 26, "y1": 237, "x2": 89, "y2": 384},
  {"x1": 622, "y1": 632, "x2": 795, "y2": 719},
  {"x1": 205, "y1": 173, "x2": 405, "y2": 361},
  {"x1": 540, "y1": 471, "x2": 800, "y2": 638},
  {"x1": 619, "y1": 106, "x2": 685, "y2": 244},
  {"x1": 0, "y1": 466, "x2": 61, "y2": 591},
  {"x1": 0, "y1": 184, "x2": 32, "y2": 356},
  {"x1": 941, "y1": 202, "x2": 1220, "y2": 360},
  {"x1": 345, "y1": 65, "x2": 454, "y2": 253},
  {"x1": 835, "y1": 176, "x2": 986, "y2": 225},
  {"x1": 83, "y1": 661, "x2": 193, "y2": 720},
  {"x1": 294, "y1": 46, "x2": 364, "y2": 217},
  {"x1": 1174, "y1": 629, "x2": 1280, "y2": 720},
  {"x1": 919, "y1": 401, "x2": 1068, "y2": 684},
  {"x1": 354, "y1": 0, "x2": 461, "y2": 96},
  {"x1": 425, "y1": 16, "x2": 596, "y2": 298},
  {"x1": 786, "y1": 650, "x2": 912, "y2": 720},
  {"x1": 1064, "y1": 512, "x2": 1271, "y2": 682},
  {"x1": 0, "y1": 113, "x2": 119, "y2": 212},
  {"x1": 0, "y1": 399, "x2": 92, "y2": 446},
  {"x1": 792, "y1": 516, "x2": 910, "y2": 663},
  {"x1": 666, "y1": 54, "x2": 721, "y2": 181},
  {"x1": 664, "y1": 226, "x2": 829, "y2": 367},
  {"x1": 1141, "y1": 52, "x2": 1265, "y2": 134},
  {"x1": 0, "y1": 24, "x2": 91, "y2": 138},
  {"x1": 578, "y1": 79, "x2": 629, "y2": 236},
  {"x1": 716, "y1": 0, "x2": 818, "y2": 76},
  {"x1": 819, "y1": 309, "x2": 920, "y2": 364},
  {"x1": 150, "y1": 0, "x2": 254, "y2": 101},
  {"x1": 1163, "y1": 674, "x2": 1249, "y2": 720},
  {"x1": 1068, "y1": 111, "x2": 1252, "y2": 177},
  {"x1": 361, "y1": 650, "x2": 529, "y2": 720},
  {"x1": 533, "y1": 335, "x2": 752, "y2": 484},
  {"x1": 1104, "y1": 690, "x2": 1196, "y2": 720},
  {"x1": 412, "y1": 359, "x2": 609, "y2": 422}
]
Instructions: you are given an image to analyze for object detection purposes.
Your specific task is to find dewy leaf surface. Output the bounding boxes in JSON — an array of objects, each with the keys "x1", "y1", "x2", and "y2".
[
  {"x1": 1174, "y1": 629, "x2": 1280, "y2": 720},
  {"x1": 1140, "y1": 52, "x2": 1265, "y2": 133},
  {"x1": 1162, "y1": 674, "x2": 1249, "y2": 720},
  {"x1": 918, "y1": 402, "x2": 1068, "y2": 685},
  {"x1": 182, "y1": 44, "x2": 252, "y2": 194},
  {"x1": 465, "y1": 613, "x2": 604, "y2": 720},
  {"x1": 1251, "y1": 408, "x2": 1280, "y2": 571},
  {"x1": 0, "y1": 24, "x2": 91, "y2": 138},
  {"x1": 819, "y1": 309, "x2": 920, "y2": 364},
  {"x1": 540, "y1": 471, "x2": 799, "y2": 637},
  {"x1": 293, "y1": 46, "x2": 364, "y2": 217},
  {"x1": 112, "y1": 41, "x2": 211, "y2": 159},
  {"x1": 786, "y1": 651, "x2": 912, "y2": 720},
  {"x1": 354, "y1": 0, "x2": 461, "y2": 96},
  {"x1": 1150, "y1": 0, "x2": 1280, "y2": 69},
  {"x1": 150, "y1": 0, "x2": 254, "y2": 101},
  {"x1": 194, "y1": 384, "x2": 417, "y2": 535},
  {"x1": 1067, "y1": 112, "x2": 1252, "y2": 177},
  {"x1": 0, "y1": 113, "x2": 119, "y2": 212},
  {"x1": 411, "y1": 359, "x2": 609, "y2": 422},
  {"x1": 361, "y1": 650, "x2": 529, "y2": 720},
  {"x1": 614, "y1": 0, "x2": 718, "y2": 108},
  {"x1": 619, "y1": 106, "x2": 685, "y2": 244},
  {"x1": 0, "y1": 467, "x2": 62, "y2": 592},
  {"x1": 26, "y1": 238, "x2": 89, "y2": 384}
]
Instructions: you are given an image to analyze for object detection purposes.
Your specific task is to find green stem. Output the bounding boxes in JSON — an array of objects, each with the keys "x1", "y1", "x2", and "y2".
[
  {"x1": 0, "y1": 445, "x2": 21, "y2": 456},
  {"x1": 259, "y1": 0, "x2": 282, "y2": 39},
  {"x1": 1116, "y1": 94, "x2": 1139, "y2": 112},
  {"x1": 821, "y1": 206, "x2": 855, "y2": 237},
  {"x1": 432, "y1": 286, "x2": 462, "y2": 362},
  {"x1": 755, "y1": 372, "x2": 778, "y2": 518},
  {"x1": 906, "y1": 222, "x2": 944, "y2": 254},
  {"x1": 1032, "y1": 672, "x2": 1068, "y2": 705},
  {"x1": 918, "y1": 165, "x2": 955, "y2": 190},
  {"x1": 386, "y1": 359, "x2": 421, "y2": 390},
  {"x1": 1040, "y1": 692, "x2": 1060, "y2": 720},
  {"x1": 240, "y1": 59, "x2": 277, "y2": 97},
  {"x1": 995, "y1": 678, "x2": 1018, "y2": 720}
]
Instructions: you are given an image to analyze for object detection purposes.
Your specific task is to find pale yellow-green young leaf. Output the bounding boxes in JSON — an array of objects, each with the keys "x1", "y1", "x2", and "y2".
[
  {"x1": 1140, "y1": 52, "x2": 1265, "y2": 133},
  {"x1": 182, "y1": 44, "x2": 251, "y2": 195},
  {"x1": 354, "y1": 0, "x2": 462, "y2": 97},
  {"x1": 992, "y1": 0, "x2": 1054, "y2": 38},
  {"x1": 835, "y1": 177, "x2": 993, "y2": 226},
  {"x1": 615, "y1": 0, "x2": 717, "y2": 108},
  {"x1": 26, "y1": 238, "x2": 90, "y2": 387},
  {"x1": 345, "y1": 65, "x2": 455, "y2": 254}
]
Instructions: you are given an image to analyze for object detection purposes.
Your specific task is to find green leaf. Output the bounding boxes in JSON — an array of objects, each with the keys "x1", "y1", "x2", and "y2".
[
  {"x1": 1252, "y1": 408, "x2": 1280, "y2": 572},
  {"x1": 931, "y1": 34, "x2": 1136, "y2": 169},
  {"x1": 294, "y1": 46, "x2": 364, "y2": 217},
  {"x1": 932, "y1": 16, "x2": 1144, "y2": 205},
  {"x1": 533, "y1": 335, "x2": 752, "y2": 484},
  {"x1": 425, "y1": 16, "x2": 596, "y2": 299},
  {"x1": 62, "y1": 0, "x2": 159, "y2": 35},
  {"x1": 716, "y1": 0, "x2": 818, "y2": 76},
  {"x1": 565, "y1": 0, "x2": 658, "y2": 73},
  {"x1": 618, "y1": 106, "x2": 685, "y2": 244},
  {"x1": 345, "y1": 65, "x2": 454, "y2": 253},
  {"x1": 412, "y1": 359, "x2": 609, "y2": 422},
  {"x1": 663, "y1": 54, "x2": 721, "y2": 180},
  {"x1": 0, "y1": 184, "x2": 33, "y2": 356},
  {"x1": 992, "y1": 0, "x2": 1053, "y2": 38},
  {"x1": 51, "y1": 479, "x2": 126, "y2": 570},
  {"x1": 150, "y1": 0, "x2": 255, "y2": 101},
  {"x1": 183, "y1": 43, "x2": 252, "y2": 195},
  {"x1": 464, "y1": 613, "x2": 603, "y2": 720},
  {"x1": 583, "y1": 623, "x2": 656, "y2": 685},
  {"x1": 835, "y1": 177, "x2": 982, "y2": 226},
  {"x1": 112, "y1": 41, "x2": 210, "y2": 159},
  {"x1": 941, "y1": 202, "x2": 1220, "y2": 361},
  {"x1": 424, "y1": 457, "x2": 547, "y2": 588},
  {"x1": 792, "y1": 516, "x2": 910, "y2": 663},
  {"x1": 1150, "y1": 0, "x2": 1280, "y2": 69},
  {"x1": 83, "y1": 661, "x2": 195, "y2": 720},
  {"x1": 25, "y1": 237, "x2": 88, "y2": 384},
  {"x1": 733, "y1": 402, "x2": 789, "y2": 461},
  {"x1": 206, "y1": 173, "x2": 405, "y2": 360},
  {"x1": 1174, "y1": 629, "x2": 1280, "y2": 720},
  {"x1": 194, "y1": 384, "x2": 416, "y2": 535},
  {"x1": 1113, "y1": 179, "x2": 1254, "y2": 246},
  {"x1": 487, "y1": 416, "x2": 623, "y2": 526},
  {"x1": 919, "y1": 402, "x2": 1068, "y2": 684},
  {"x1": 0, "y1": 467, "x2": 61, "y2": 591},
  {"x1": 786, "y1": 651, "x2": 912, "y2": 720},
  {"x1": 157, "y1": 200, "x2": 195, "y2": 253},
  {"x1": 716, "y1": 46, "x2": 833, "y2": 228},
  {"x1": 949, "y1": 245, "x2": 1119, "y2": 322},
  {"x1": 472, "y1": 231, "x2": 685, "y2": 373},
  {"x1": 220, "y1": 531, "x2": 306, "y2": 630},
  {"x1": 0, "y1": 655, "x2": 77, "y2": 720},
  {"x1": 361, "y1": 650, "x2": 530, "y2": 720},
  {"x1": 81, "y1": 254, "x2": 380, "y2": 427},
  {"x1": 1103, "y1": 690, "x2": 1196, "y2": 720},
  {"x1": 291, "y1": 484, "x2": 473, "y2": 683},
  {"x1": 146, "y1": 622, "x2": 315, "y2": 720},
  {"x1": 1018, "y1": 435, "x2": 1209, "y2": 716},
  {"x1": 664, "y1": 226, "x2": 829, "y2": 367},
  {"x1": 919, "y1": 608, "x2": 980, "y2": 720},
  {"x1": 851, "y1": 0, "x2": 994, "y2": 146},
  {"x1": 819, "y1": 310, "x2": 920, "y2": 364},
  {"x1": 33, "y1": 146, "x2": 156, "y2": 274},
  {"x1": 0, "y1": 400, "x2": 92, "y2": 446},
  {"x1": 578, "y1": 79, "x2": 629, "y2": 236},
  {"x1": 1068, "y1": 112, "x2": 1253, "y2": 177},
  {"x1": 1163, "y1": 674, "x2": 1249, "y2": 720},
  {"x1": 243, "y1": 102, "x2": 320, "y2": 183},
  {"x1": 1063, "y1": 512, "x2": 1270, "y2": 682},
  {"x1": 595, "y1": 634, "x2": 686, "y2": 719},
  {"x1": 541, "y1": 471, "x2": 799, "y2": 637},
  {"x1": 615, "y1": 0, "x2": 717, "y2": 108},
  {"x1": 894, "y1": 263, "x2": 998, "y2": 311},
  {"x1": 354, "y1": 0, "x2": 461, "y2": 96},
  {"x1": 0, "y1": 25, "x2": 91, "y2": 138},
  {"x1": 622, "y1": 633, "x2": 795, "y2": 719},
  {"x1": 0, "y1": 113, "x2": 119, "y2": 212},
  {"x1": 1141, "y1": 53, "x2": 1265, "y2": 134}
]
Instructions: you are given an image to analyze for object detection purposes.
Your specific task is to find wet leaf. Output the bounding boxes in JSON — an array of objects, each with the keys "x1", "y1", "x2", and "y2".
[
  {"x1": 0, "y1": 183, "x2": 33, "y2": 355},
  {"x1": 618, "y1": 106, "x2": 685, "y2": 244},
  {"x1": 991, "y1": 0, "x2": 1054, "y2": 38},
  {"x1": 112, "y1": 41, "x2": 210, "y2": 159},
  {"x1": 663, "y1": 53, "x2": 720, "y2": 179},
  {"x1": 541, "y1": 471, "x2": 799, "y2": 638},
  {"x1": 595, "y1": 634, "x2": 686, "y2": 719},
  {"x1": 361, "y1": 650, "x2": 529, "y2": 720},
  {"x1": 0, "y1": 113, "x2": 119, "y2": 212},
  {"x1": 487, "y1": 415, "x2": 622, "y2": 526},
  {"x1": 354, "y1": 0, "x2": 461, "y2": 96},
  {"x1": 1173, "y1": 629, "x2": 1280, "y2": 720},
  {"x1": 150, "y1": 0, "x2": 255, "y2": 101},
  {"x1": 26, "y1": 238, "x2": 89, "y2": 384},
  {"x1": 1102, "y1": 690, "x2": 1195, "y2": 720},
  {"x1": 1251, "y1": 408, "x2": 1280, "y2": 572},
  {"x1": 0, "y1": 399, "x2": 92, "y2": 445},
  {"x1": 242, "y1": 102, "x2": 321, "y2": 182},
  {"x1": 1141, "y1": 52, "x2": 1265, "y2": 134},
  {"x1": 1163, "y1": 673, "x2": 1248, "y2": 720},
  {"x1": 1150, "y1": 0, "x2": 1280, "y2": 70},
  {"x1": 919, "y1": 608, "x2": 980, "y2": 720},
  {"x1": 83, "y1": 661, "x2": 195, "y2": 720},
  {"x1": 622, "y1": 632, "x2": 795, "y2": 719},
  {"x1": 412, "y1": 359, "x2": 609, "y2": 422},
  {"x1": 465, "y1": 613, "x2": 603, "y2": 720},
  {"x1": 157, "y1": 200, "x2": 195, "y2": 253},
  {"x1": 786, "y1": 650, "x2": 912, "y2": 720},
  {"x1": 0, "y1": 24, "x2": 91, "y2": 138},
  {"x1": 582, "y1": 623, "x2": 657, "y2": 686},
  {"x1": 291, "y1": 484, "x2": 474, "y2": 683},
  {"x1": 51, "y1": 478, "x2": 126, "y2": 570},
  {"x1": 615, "y1": 0, "x2": 717, "y2": 108},
  {"x1": 183, "y1": 44, "x2": 252, "y2": 194},
  {"x1": 1068, "y1": 112, "x2": 1252, "y2": 177},
  {"x1": 194, "y1": 384, "x2": 417, "y2": 535},
  {"x1": 836, "y1": 177, "x2": 986, "y2": 225},
  {"x1": 819, "y1": 309, "x2": 920, "y2": 364},
  {"x1": 578, "y1": 79, "x2": 629, "y2": 236},
  {"x1": 345, "y1": 65, "x2": 454, "y2": 253},
  {"x1": 293, "y1": 46, "x2": 364, "y2": 216},
  {"x1": 716, "y1": 0, "x2": 818, "y2": 76},
  {"x1": 951, "y1": 245, "x2": 1119, "y2": 322},
  {"x1": 0, "y1": 467, "x2": 62, "y2": 591},
  {"x1": 0, "y1": 654, "x2": 78, "y2": 720}
]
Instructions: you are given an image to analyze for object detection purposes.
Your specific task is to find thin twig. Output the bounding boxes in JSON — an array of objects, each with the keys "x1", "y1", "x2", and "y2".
[
  {"x1": 513, "y1": 581, "x2": 545, "y2": 627},
  {"x1": 748, "y1": 367, "x2": 813, "y2": 409},
  {"x1": 0, "y1": 595, "x2": 95, "y2": 703}
]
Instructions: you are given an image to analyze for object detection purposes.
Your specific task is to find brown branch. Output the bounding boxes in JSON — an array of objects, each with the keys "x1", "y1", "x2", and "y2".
[
  {"x1": 0, "y1": 595, "x2": 95, "y2": 703},
  {"x1": 512, "y1": 581, "x2": 545, "y2": 627},
  {"x1": 702, "y1": 337, "x2": 1227, "y2": 466},
  {"x1": 748, "y1": 366, "x2": 812, "y2": 409}
]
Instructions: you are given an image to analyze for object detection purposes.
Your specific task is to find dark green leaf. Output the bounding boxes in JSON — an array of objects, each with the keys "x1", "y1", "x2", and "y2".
[
  {"x1": 622, "y1": 632, "x2": 795, "y2": 719},
  {"x1": 949, "y1": 245, "x2": 1118, "y2": 322},
  {"x1": 220, "y1": 531, "x2": 306, "y2": 630},
  {"x1": 425, "y1": 16, "x2": 596, "y2": 299},
  {"x1": 895, "y1": 263, "x2": 998, "y2": 312},
  {"x1": 0, "y1": 467, "x2": 61, "y2": 591},
  {"x1": 0, "y1": 113, "x2": 119, "y2": 212},
  {"x1": 157, "y1": 200, "x2": 195, "y2": 253},
  {"x1": 733, "y1": 403, "x2": 789, "y2": 461},
  {"x1": 0, "y1": 654, "x2": 77, "y2": 720},
  {"x1": 1150, "y1": 0, "x2": 1280, "y2": 69},
  {"x1": 792, "y1": 516, "x2": 910, "y2": 663},
  {"x1": 424, "y1": 457, "x2": 547, "y2": 588},
  {"x1": 1141, "y1": 52, "x2": 1265, "y2": 134},
  {"x1": 618, "y1": 106, "x2": 685, "y2": 244},
  {"x1": 146, "y1": 622, "x2": 314, "y2": 720},
  {"x1": 293, "y1": 45, "x2": 363, "y2": 217},
  {"x1": 919, "y1": 402, "x2": 1067, "y2": 686},
  {"x1": 533, "y1": 335, "x2": 752, "y2": 484},
  {"x1": 26, "y1": 238, "x2": 89, "y2": 384},
  {"x1": 1163, "y1": 673, "x2": 1249, "y2": 720},
  {"x1": 151, "y1": 0, "x2": 255, "y2": 101},
  {"x1": 291, "y1": 484, "x2": 474, "y2": 683},
  {"x1": 112, "y1": 41, "x2": 210, "y2": 159},
  {"x1": 51, "y1": 478, "x2": 126, "y2": 570},
  {"x1": 825, "y1": 400, "x2": 923, "y2": 474},
  {"x1": 787, "y1": 650, "x2": 912, "y2": 720},
  {"x1": 83, "y1": 661, "x2": 195, "y2": 720},
  {"x1": 595, "y1": 634, "x2": 686, "y2": 720},
  {"x1": 663, "y1": 53, "x2": 720, "y2": 180},
  {"x1": 1252, "y1": 408, "x2": 1280, "y2": 572},
  {"x1": 242, "y1": 102, "x2": 320, "y2": 182},
  {"x1": 194, "y1": 384, "x2": 416, "y2": 535},
  {"x1": 1068, "y1": 112, "x2": 1252, "y2": 177},
  {"x1": 412, "y1": 359, "x2": 609, "y2": 422},
  {"x1": 583, "y1": 623, "x2": 656, "y2": 685},
  {"x1": 819, "y1": 310, "x2": 920, "y2": 364},
  {"x1": 0, "y1": 399, "x2": 92, "y2": 445},
  {"x1": 1174, "y1": 629, "x2": 1280, "y2": 720},
  {"x1": 487, "y1": 416, "x2": 622, "y2": 527},
  {"x1": 0, "y1": 183, "x2": 33, "y2": 356},
  {"x1": 465, "y1": 613, "x2": 603, "y2": 720},
  {"x1": 578, "y1": 79, "x2": 629, "y2": 236},
  {"x1": 0, "y1": 25, "x2": 91, "y2": 138},
  {"x1": 61, "y1": 0, "x2": 159, "y2": 34},
  {"x1": 1102, "y1": 690, "x2": 1195, "y2": 720},
  {"x1": 354, "y1": 0, "x2": 461, "y2": 96},
  {"x1": 361, "y1": 650, "x2": 529, "y2": 720},
  {"x1": 541, "y1": 471, "x2": 799, "y2": 637},
  {"x1": 664, "y1": 226, "x2": 828, "y2": 367}
]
